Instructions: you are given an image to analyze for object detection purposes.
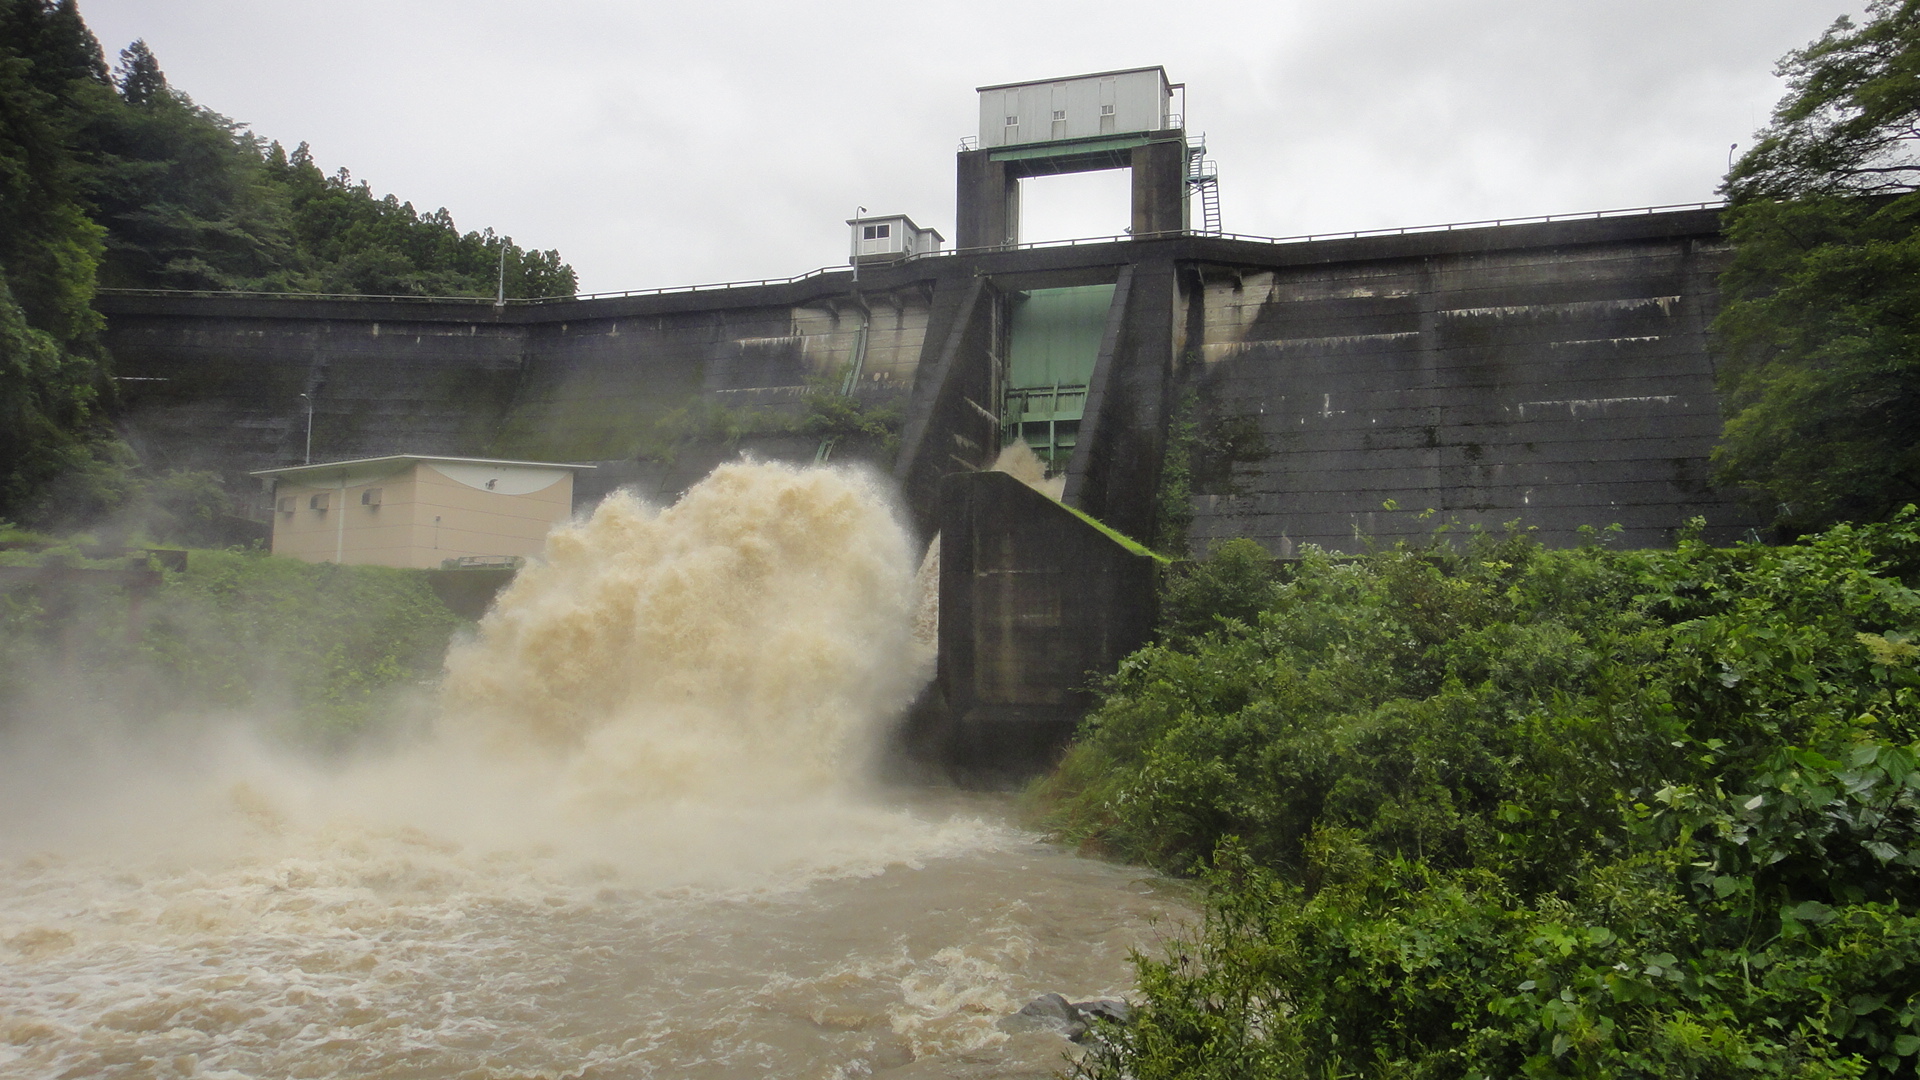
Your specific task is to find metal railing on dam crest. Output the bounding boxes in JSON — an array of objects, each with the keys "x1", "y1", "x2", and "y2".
[{"x1": 94, "y1": 201, "x2": 1726, "y2": 308}]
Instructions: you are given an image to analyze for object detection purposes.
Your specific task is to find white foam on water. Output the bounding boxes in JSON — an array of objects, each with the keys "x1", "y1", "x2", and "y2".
[{"x1": 0, "y1": 461, "x2": 1179, "y2": 1079}]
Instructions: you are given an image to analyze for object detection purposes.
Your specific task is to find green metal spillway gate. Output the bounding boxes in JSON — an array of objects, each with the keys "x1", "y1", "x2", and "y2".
[{"x1": 1001, "y1": 284, "x2": 1114, "y2": 472}]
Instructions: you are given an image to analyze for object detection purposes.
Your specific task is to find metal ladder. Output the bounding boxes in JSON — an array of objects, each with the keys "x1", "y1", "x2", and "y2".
[{"x1": 1186, "y1": 137, "x2": 1222, "y2": 235}]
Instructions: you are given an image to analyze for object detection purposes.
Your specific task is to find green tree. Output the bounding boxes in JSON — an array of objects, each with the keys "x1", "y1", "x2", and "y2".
[
  {"x1": 262, "y1": 144, "x2": 575, "y2": 298},
  {"x1": 1717, "y1": 1, "x2": 1920, "y2": 532},
  {"x1": 81, "y1": 47, "x2": 302, "y2": 292},
  {"x1": 0, "y1": 3, "x2": 577, "y2": 522},
  {"x1": 0, "y1": 0, "x2": 122, "y2": 522},
  {"x1": 112, "y1": 37, "x2": 162, "y2": 105}
]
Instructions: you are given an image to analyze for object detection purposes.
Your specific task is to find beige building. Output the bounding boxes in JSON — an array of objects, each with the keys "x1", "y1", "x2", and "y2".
[{"x1": 252, "y1": 455, "x2": 592, "y2": 568}]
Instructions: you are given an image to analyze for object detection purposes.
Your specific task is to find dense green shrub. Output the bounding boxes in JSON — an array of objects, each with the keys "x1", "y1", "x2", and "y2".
[{"x1": 1037, "y1": 513, "x2": 1920, "y2": 1079}]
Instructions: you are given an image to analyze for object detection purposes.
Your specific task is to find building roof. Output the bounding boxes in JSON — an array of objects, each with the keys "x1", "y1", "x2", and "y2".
[
  {"x1": 845, "y1": 212, "x2": 944, "y2": 241},
  {"x1": 976, "y1": 66, "x2": 1171, "y2": 93},
  {"x1": 251, "y1": 454, "x2": 595, "y2": 482}
]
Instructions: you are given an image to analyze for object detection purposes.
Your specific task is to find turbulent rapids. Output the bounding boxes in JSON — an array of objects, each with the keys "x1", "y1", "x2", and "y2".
[{"x1": 0, "y1": 462, "x2": 1187, "y2": 1079}]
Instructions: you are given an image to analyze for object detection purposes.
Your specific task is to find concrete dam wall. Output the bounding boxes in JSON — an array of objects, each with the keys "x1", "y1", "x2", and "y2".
[
  {"x1": 1179, "y1": 209, "x2": 1745, "y2": 552},
  {"x1": 99, "y1": 209, "x2": 1757, "y2": 771},
  {"x1": 101, "y1": 207, "x2": 1752, "y2": 551},
  {"x1": 101, "y1": 282, "x2": 935, "y2": 507}
]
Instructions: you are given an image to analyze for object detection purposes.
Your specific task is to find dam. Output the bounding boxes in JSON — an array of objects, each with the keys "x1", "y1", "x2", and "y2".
[
  {"x1": 0, "y1": 55, "x2": 1792, "y2": 1078},
  {"x1": 101, "y1": 208, "x2": 1748, "y2": 774},
  {"x1": 96, "y1": 68, "x2": 1756, "y2": 770},
  {"x1": 102, "y1": 211, "x2": 1747, "y2": 547}
]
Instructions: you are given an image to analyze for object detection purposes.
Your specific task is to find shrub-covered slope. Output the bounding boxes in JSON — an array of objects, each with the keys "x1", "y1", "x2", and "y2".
[
  {"x1": 1037, "y1": 517, "x2": 1920, "y2": 1078},
  {"x1": 0, "y1": 545, "x2": 464, "y2": 744}
]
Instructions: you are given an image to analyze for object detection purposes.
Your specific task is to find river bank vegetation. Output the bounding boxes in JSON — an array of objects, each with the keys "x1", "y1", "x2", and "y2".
[
  {"x1": 1037, "y1": 516, "x2": 1920, "y2": 1078},
  {"x1": 0, "y1": 536, "x2": 463, "y2": 746}
]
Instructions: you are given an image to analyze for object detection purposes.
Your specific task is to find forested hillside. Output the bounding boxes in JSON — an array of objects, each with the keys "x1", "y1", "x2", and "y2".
[{"x1": 0, "y1": 0, "x2": 575, "y2": 525}]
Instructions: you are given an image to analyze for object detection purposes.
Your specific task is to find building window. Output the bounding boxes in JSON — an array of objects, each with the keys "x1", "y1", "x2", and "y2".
[
  {"x1": 308, "y1": 493, "x2": 329, "y2": 511},
  {"x1": 277, "y1": 497, "x2": 295, "y2": 514},
  {"x1": 1004, "y1": 115, "x2": 1018, "y2": 126},
  {"x1": 1051, "y1": 109, "x2": 1066, "y2": 121},
  {"x1": 1100, "y1": 104, "x2": 1115, "y2": 115},
  {"x1": 361, "y1": 487, "x2": 383, "y2": 507},
  {"x1": 864, "y1": 224, "x2": 891, "y2": 240}
]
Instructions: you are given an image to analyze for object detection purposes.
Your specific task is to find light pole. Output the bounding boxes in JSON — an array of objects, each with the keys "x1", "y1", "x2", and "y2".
[
  {"x1": 298, "y1": 393, "x2": 313, "y2": 464},
  {"x1": 851, "y1": 205, "x2": 866, "y2": 284},
  {"x1": 495, "y1": 240, "x2": 508, "y2": 308}
]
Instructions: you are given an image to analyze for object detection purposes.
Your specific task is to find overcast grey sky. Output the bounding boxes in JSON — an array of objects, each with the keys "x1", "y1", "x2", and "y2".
[{"x1": 78, "y1": 1, "x2": 1854, "y2": 294}]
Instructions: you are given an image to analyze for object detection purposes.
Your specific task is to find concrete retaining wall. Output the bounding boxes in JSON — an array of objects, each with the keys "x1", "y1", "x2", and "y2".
[
  {"x1": 923, "y1": 470, "x2": 1159, "y2": 777},
  {"x1": 101, "y1": 277, "x2": 936, "y2": 512}
]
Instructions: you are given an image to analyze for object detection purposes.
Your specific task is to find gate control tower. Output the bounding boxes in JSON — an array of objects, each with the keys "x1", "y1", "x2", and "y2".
[{"x1": 956, "y1": 66, "x2": 1207, "y2": 249}]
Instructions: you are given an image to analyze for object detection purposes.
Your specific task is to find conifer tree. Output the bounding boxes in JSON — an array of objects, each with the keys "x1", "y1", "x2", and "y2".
[
  {"x1": 0, "y1": 0, "x2": 577, "y2": 522},
  {"x1": 0, "y1": 0, "x2": 118, "y2": 520},
  {"x1": 113, "y1": 38, "x2": 163, "y2": 105}
]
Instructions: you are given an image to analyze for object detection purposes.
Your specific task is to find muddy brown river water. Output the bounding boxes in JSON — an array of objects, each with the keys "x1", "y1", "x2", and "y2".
[
  {"x1": 1, "y1": 463, "x2": 1192, "y2": 1079},
  {"x1": 0, "y1": 788, "x2": 1188, "y2": 1079}
]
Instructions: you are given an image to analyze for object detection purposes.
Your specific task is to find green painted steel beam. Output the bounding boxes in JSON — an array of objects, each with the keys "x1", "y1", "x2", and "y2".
[{"x1": 988, "y1": 134, "x2": 1162, "y2": 162}]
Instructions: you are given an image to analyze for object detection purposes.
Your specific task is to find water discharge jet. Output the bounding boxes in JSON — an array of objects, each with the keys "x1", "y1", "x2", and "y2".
[
  {"x1": 0, "y1": 461, "x2": 1189, "y2": 1077},
  {"x1": 442, "y1": 460, "x2": 929, "y2": 803}
]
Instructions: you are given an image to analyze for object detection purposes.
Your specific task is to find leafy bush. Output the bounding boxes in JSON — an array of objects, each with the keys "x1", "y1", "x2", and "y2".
[
  {"x1": 1157, "y1": 538, "x2": 1284, "y2": 647},
  {"x1": 1037, "y1": 512, "x2": 1920, "y2": 1079},
  {"x1": 803, "y1": 386, "x2": 903, "y2": 459}
]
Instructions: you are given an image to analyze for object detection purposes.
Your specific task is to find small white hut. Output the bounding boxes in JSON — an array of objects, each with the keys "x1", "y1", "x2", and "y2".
[{"x1": 848, "y1": 213, "x2": 944, "y2": 263}]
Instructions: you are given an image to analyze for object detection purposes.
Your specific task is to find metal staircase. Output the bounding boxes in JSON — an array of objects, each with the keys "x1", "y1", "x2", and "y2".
[{"x1": 1186, "y1": 137, "x2": 1221, "y2": 235}]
